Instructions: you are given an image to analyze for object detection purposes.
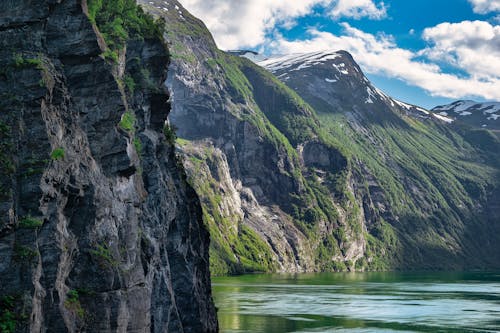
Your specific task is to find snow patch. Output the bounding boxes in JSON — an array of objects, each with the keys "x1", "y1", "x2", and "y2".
[
  {"x1": 258, "y1": 51, "x2": 343, "y2": 72},
  {"x1": 416, "y1": 107, "x2": 430, "y2": 115},
  {"x1": 325, "y1": 78, "x2": 337, "y2": 83},
  {"x1": 332, "y1": 63, "x2": 349, "y2": 75},
  {"x1": 394, "y1": 99, "x2": 413, "y2": 110},
  {"x1": 433, "y1": 113, "x2": 454, "y2": 123},
  {"x1": 488, "y1": 114, "x2": 499, "y2": 120}
]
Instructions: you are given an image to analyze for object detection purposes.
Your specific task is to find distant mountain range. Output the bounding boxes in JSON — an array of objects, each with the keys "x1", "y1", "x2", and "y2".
[{"x1": 432, "y1": 100, "x2": 500, "y2": 131}]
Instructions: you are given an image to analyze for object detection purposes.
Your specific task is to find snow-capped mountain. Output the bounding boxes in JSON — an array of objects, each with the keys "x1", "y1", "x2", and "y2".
[
  {"x1": 258, "y1": 51, "x2": 453, "y2": 124},
  {"x1": 432, "y1": 100, "x2": 500, "y2": 130}
]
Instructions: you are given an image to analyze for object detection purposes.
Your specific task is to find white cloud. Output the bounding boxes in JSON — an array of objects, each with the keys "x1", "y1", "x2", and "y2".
[
  {"x1": 330, "y1": 0, "x2": 387, "y2": 19},
  {"x1": 422, "y1": 21, "x2": 500, "y2": 80},
  {"x1": 178, "y1": 0, "x2": 331, "y2": 49},
  {"x1": 271, "y1": 23, "x2": 500, "y2": 100},
  {"x1": 178, "y1": 0, "x2": 387, "y2": 49},
  {"x1": 468, "y1": 0, "x2": 500, "y2": 14}
]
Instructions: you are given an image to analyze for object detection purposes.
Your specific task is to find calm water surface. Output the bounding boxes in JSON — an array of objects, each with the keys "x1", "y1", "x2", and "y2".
[{"x1": 212, "y1": 272, "x2": 500, "y2": 333}]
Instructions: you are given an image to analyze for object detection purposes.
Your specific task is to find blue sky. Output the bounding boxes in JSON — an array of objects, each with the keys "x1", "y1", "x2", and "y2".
[{"x1": 179, "y1": 0, "x2": 500, "y2": 108}]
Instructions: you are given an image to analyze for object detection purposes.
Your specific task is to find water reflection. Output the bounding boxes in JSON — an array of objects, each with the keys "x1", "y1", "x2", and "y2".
[{"x1": 213, "y1": 272, "x2": 500, "y2": 333}]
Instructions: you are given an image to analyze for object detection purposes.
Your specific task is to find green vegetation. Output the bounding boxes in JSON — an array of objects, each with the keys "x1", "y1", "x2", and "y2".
[
  {"x1": 133, "y1": 137, "x2": 142, "y2": 156},
  {"x1": 18, "y1": 216, "x2": 43, "y2": 229},
  {"x1": 87, "y1": 0, "x2": 165, "y2": 59},
  {"x1": 64, "y1": 290, "x2": 85, "y2": 319},
  {"x1": 163, "y1": 124, "x2": 177, "y2": 143},
  {"x1": 0, "y1": 121, "x2": 14, "y2": 200},
  {"x1": 12, "y1": 54, "x2": 43, "y2": 69},
  {"x1": 182, "y1": 144, "x2": 277, "y2": 275},
  {"x1": 90, "y1": 243, "x2": 118, "y2": 268},
  {"x1": 0, "y1": 296, "x2": 17, "y2": 333},
  {"x1": 119, "y1": 111, "x2": 136, "y2": 132},
  {"x1": 123, "y1": 75, "x2": 136, "y2": 93},
  {"x1": 13, "y1": 245, "x2": 38, "y2": 261},
  {"x1": 169, "y1": 41, "x2": 197, "y2": 63},
  {"x1": 50, "y1": 147, "x2": 65, "y2": 160}
]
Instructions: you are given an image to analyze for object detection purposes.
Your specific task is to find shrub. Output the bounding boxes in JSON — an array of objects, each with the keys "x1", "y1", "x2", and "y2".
[
  {"x1": 119, "y1": 111, "x2": 136, "y2": 132},
  {"x1": 12, "y1": 54, "x2": 43, "y2": 69},
  {"x1": 163, "y1": 124, "x2": 177, "y2": 143},
  {"x1": 90, "y1": 243, "x2": 118, "y2": 268},
  {"x1": 123, "y1": 75, "x2": 136, "y2": 93},
  {"x1": 50, "y1": 148, "x2": 65, "y2": 160},
  {"x1": 19, "y1": 216, "x2": 43, "y2": 229},
  {"x1": 133, "y1": 137, "x2": 142, "y2": 156}
]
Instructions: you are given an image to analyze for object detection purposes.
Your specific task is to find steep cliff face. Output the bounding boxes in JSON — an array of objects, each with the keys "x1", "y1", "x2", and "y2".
[
  {"x1": 141, "y1": 0, "x2": 369, "y2": 275},
  {"x1": 0, "y1": 1, "x2": 217, "y2": 332}
]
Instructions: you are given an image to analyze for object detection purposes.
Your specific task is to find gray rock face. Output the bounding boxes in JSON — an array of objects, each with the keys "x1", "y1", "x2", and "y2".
[
  {"x1": 0, "y1": 1, "x2": 217, "y2": 332},
  {"x1": 141, "y1": 0, "x2": 366, "y2": 275}
]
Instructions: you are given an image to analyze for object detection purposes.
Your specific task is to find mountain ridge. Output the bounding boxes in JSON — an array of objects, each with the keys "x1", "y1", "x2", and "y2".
[{"x1": 432, "y1": 100, "x2": 500, "y2": 131}]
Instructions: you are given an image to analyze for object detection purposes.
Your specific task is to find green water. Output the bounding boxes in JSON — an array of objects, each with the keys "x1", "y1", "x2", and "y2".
[{"x1": 212, "y1": 272, "x2": 500, "y2": 333}]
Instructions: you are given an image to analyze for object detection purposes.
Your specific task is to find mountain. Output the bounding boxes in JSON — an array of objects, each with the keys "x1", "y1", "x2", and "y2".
[
  {"x1": 258, "y1": 52, "x2": 453, "y2": 124},
  {"x1": 0, "y1": 1, "x2": 217, "y2": 332},
  {"x1": 142, "y1": 0, "x2": 500, "y2": 275},
  {"x1": 432, "y1": 100, "x2": 500, "y2": 131}
]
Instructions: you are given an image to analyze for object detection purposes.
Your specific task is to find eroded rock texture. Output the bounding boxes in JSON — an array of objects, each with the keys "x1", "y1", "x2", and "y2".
[{"x1": 0, "y1": 1, "x2": 217, "y2": 332}]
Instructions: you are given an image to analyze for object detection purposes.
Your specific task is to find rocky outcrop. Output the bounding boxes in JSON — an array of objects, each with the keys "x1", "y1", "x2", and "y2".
[{"x1": 0, "y1": 0, "x2": 217, "y2": 332}]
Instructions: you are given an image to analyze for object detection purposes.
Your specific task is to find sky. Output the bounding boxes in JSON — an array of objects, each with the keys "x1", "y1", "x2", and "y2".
[{"x1": 177, "y1": 0, "x2": 500, "y2": 109}]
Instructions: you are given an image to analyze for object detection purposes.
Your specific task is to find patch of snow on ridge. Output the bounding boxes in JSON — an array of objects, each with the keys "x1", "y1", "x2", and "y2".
[
  {"x1": 459, "y1": 111, "x2": 472, "y2": 116},
  {"x1": 416, "y1": 107, "x2": 430, "y2": 115},
  {"x1": 394, "y1": 99, "x2": 412, "y2": 110},
  {"x1": 433, "y1": 113, "x2": 454, "y2": 123},
  {"x1": 488, "y1": 114, "x2": 500, "y2": 120},
  {"x1": 325, "y1": 78, "x2": 337, "y2": 83},
  {"x1": 258, "y1": 51, "x2": 342, "y2": 72}
]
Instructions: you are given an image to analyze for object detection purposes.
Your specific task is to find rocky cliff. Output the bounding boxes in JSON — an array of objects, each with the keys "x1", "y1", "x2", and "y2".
[
  {"x1": 142, "y1": 0, "x2": 500, "y2": 275},
  {"x1": 0, "y1": 0, "x2": 217, "y2": 332}
]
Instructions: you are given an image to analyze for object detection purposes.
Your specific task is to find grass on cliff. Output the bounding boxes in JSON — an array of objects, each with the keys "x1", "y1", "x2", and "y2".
[
  {"x1": 180, "y1": 142, "x2": 277, "y2": 275},
  {"x1": 87, "y1": 0, "x2": 165, "y2": 60}
]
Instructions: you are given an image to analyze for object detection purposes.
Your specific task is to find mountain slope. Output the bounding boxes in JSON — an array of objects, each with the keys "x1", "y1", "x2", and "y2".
[
  {"x1": 259, "y1": 51, "x2": 500, "y2": 269},
  {"x1": 0, "y1": 1, "x2": 217, "y2": 331},
  {"x1": 143, "y1": 0, "x2": 500, "y2": 274}
]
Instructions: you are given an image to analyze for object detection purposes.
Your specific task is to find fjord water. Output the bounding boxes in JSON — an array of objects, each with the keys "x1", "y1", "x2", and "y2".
[{"x1": 212, "y1": 272, "x2": 500, "y2": 333}]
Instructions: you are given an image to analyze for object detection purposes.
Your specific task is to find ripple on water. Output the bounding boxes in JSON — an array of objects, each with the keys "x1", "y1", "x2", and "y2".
[{"x1": 213, "y1": 272, "x2": 500, "y2": 333}]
